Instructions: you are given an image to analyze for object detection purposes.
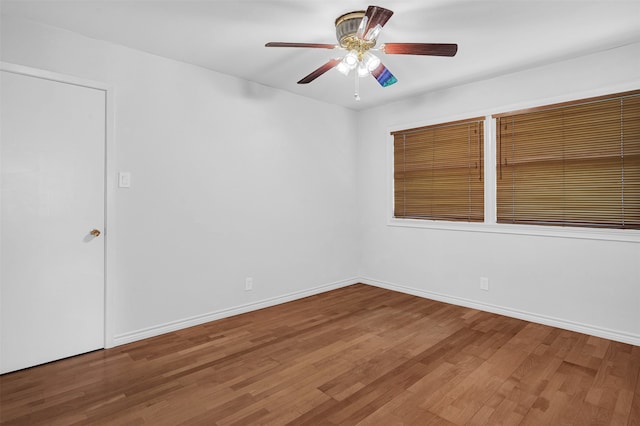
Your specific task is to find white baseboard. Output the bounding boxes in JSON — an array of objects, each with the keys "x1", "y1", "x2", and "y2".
[
  {"x1": 111, "y1": 277, "x2": 359, "y2": 347},
  {"x1": 111, "y1": 276, "x2": 639, "y2": 348},
  {"x1": 360, "y1": 277, "x2": 640, "y2": 347}
]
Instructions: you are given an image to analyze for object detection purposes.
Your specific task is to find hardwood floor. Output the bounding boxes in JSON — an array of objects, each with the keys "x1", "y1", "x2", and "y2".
[{"x1": 1, "y1": 284, "x2": 639, "y2": 425}]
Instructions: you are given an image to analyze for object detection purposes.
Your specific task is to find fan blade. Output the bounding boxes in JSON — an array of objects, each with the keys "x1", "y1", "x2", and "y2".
[
  {"x1": 381, "y1": 43, "x2": 458, "y2": 56},
  {"x1": 359, "y1": 6, "x2": 394, "y2": 40},
  {"x1": 297, "y1": 59, "x2": 342, "y2": 84},
  {"x1": 371, "y1": 63, "x2": 397, "y2": 87},
  {"x1": 265, "y1": 42, "x2": 337, "y2": 49}
]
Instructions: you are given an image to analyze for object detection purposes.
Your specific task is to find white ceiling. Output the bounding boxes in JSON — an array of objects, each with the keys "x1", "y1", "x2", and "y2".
[{"x1": 2, "y1": 0, "x2": 640, "y2": 110}]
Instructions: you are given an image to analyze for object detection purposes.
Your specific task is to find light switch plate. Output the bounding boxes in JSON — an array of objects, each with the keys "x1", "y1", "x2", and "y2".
[{"x1": 118, "y1": 172, "x2": 131, "y2": 188}]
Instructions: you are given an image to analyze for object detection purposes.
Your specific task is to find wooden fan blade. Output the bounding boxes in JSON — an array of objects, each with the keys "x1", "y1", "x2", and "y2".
[
  {"x1": 297, "y1": 59, "x2": 342, "y2": 84},
  {"x1": 265, "y1": 42, "x2": 336, "y2": 49},
  {"x1": 359, "y1": 5, "x2": 394, "y2": 39},
  {"x1": 381, "y1": 43, "x2": 458, "y2": 56},
  {"x1": 371, "y1": 63, "x2": 397, "y2": 87}
]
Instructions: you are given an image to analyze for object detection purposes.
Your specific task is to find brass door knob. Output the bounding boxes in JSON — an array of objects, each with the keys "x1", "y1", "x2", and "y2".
[{"x1": 90, "y1": 229, "x2": 101, "y2": 237}]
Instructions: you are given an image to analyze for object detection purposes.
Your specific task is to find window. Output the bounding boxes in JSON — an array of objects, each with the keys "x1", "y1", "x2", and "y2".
[
  {"x1": 392, "y1": 117, "x2": 484, "y2": 222},
  {"x1": 495, "y1": 90, "x2": 640, "y2": 229}
]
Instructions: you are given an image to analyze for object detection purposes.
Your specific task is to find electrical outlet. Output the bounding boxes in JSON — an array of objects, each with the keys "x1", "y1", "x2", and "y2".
[
  {"x1": 245, "y1": 277, "x2": 253, "y2": 291},
  {"x1": 480, "y1": 277, "x2": 489, "y2": 291}
]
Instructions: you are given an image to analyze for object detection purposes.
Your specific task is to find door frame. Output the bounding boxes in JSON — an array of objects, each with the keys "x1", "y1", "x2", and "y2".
[{"x1": 1, "y1": 61, "x2": 116, "y2": 348}]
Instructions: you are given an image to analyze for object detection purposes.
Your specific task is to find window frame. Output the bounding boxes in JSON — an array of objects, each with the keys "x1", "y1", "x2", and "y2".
[
  {"x1": 387, "y1": 90, "x2": 640, "y2": 243},
  {"x1": 493, "y1": 89, "x2": 640, "y2": 230},
  {"x1": 391, "y1": 116, "x2": 485, "y2": 223}
]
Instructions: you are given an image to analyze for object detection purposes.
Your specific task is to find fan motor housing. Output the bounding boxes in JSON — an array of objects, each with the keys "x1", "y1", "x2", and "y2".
[{"x1": 335, "y1": 11, "x2": 366, "y2": 48}]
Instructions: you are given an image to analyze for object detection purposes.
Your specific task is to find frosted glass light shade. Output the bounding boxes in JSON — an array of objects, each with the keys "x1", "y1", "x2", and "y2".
[
  {"x1": 336, "y1": 61, "x2": 350, "y2": 76},
  {"x1": 344, "y1": 50, "x2": 358, "y2": 68},
  {"x1": 362, "y1": 52, "x2": 381, "y2": 72},
  {"x1": 357, "y1": 62, "x2": 370, "y2": 77}
]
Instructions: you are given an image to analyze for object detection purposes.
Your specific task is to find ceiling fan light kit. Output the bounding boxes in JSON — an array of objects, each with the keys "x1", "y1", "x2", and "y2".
[{"x1": 265, "y1": 5, "x2": 458, "y2": 101}]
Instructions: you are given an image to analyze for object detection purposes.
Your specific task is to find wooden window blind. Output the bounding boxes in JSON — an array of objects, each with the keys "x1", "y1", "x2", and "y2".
[
  {"x1": 495, "y1": 90, "x2": 640, "y2": 229},
  {"x1": 392, "y1": 118, "x2": 484, "y2": 222}
]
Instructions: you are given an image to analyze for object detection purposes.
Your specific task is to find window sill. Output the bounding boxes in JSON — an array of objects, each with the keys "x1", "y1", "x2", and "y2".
[{"x1": 387, "y1": 218, "x2": 640, "y2": 243}]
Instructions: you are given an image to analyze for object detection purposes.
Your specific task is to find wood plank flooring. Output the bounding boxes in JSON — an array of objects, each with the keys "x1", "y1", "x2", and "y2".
[{"x1": 1, "y1": 284, "x2": 639, "y2": 425}]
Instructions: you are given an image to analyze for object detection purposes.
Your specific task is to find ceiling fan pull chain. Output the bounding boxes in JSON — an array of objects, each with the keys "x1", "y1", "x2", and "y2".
[{"x1": 354, "y1": 69, "x2": 361, "y2": 101}]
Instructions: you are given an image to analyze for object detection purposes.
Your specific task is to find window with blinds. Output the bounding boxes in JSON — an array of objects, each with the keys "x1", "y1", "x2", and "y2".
[
  {"x1": 392, "y1": 117, "x2": 484, "y2": 222},
  {"x1": 495, "y1": 90, "x2": 640, "y2": 229}
]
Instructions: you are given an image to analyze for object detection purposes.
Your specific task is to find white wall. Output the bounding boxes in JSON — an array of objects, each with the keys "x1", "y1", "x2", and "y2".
[
  {"x1": 3, "y1": 15, "x2": 639, "y2": 347},
  {"x1": 1, "y1": 17, "x2": 360, "y2": 344},
  {"x1": 357, "y1": 42, "x2": 640, "y2": 345}
]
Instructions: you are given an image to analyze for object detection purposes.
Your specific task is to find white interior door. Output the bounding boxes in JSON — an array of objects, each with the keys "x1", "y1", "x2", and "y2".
[{"x1": 1, "y1": 69, "x2": 106, "y2": 374}]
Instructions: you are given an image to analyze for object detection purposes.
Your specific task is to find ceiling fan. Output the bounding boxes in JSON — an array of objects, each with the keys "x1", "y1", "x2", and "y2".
[{"x1": 265, "y1": 5, "x2": 458, "y2": 101}]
